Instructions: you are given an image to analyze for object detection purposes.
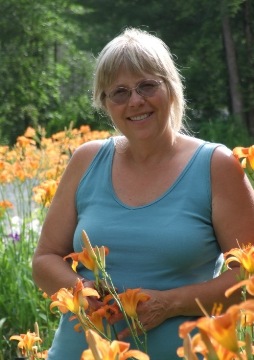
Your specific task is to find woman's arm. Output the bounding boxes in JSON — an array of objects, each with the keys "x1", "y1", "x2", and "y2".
[
  {"x1": 170, "y1": 146, "x2": 254, "y2": 313},
  {"x1": 32, "y1": 140, "x2": 103, "y2": 295}
]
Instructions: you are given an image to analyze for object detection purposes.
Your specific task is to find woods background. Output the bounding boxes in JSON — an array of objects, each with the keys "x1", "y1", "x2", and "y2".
[{"x1": 0, "y1": 0, "x2": 253, "y2": 147}]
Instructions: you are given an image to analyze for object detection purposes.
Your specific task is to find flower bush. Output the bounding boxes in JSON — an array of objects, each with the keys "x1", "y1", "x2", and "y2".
[
  {"x1": 0, "y1": 124, "x2": 111, "y2": 359},
  {"x1": 10, "y1": 324, "x2": 48, "y2": 359}
]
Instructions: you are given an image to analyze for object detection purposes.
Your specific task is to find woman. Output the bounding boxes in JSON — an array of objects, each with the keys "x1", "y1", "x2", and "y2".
[{"x1": 32, "y1": 28, "x2": 254, "y2": 359}]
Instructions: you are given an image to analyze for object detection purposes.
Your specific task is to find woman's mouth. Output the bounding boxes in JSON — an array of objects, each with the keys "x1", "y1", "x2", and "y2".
[{"x1": 128, "y1": 112, "x2": 152, "y2": 121}]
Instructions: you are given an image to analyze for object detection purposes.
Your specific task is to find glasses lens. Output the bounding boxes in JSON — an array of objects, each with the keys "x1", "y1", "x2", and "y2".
[
  {"x1": 108, "y1": 79, "x2": 162, "y2": 104},
  {"x1": 138, "y1": 80, "x2": 160, "y2": 97},
  {"x1": 109, "y1": 87, "x2": 129, "y2": 104}
]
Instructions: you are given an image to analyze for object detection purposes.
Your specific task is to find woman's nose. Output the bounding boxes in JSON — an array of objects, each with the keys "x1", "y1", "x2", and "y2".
[{"x1": 128, "y1": 89, "x2": 145, "y2": 105}]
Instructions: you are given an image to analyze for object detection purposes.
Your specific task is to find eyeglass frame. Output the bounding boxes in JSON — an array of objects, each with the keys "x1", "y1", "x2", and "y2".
[{"x1": 105, "y1": 79, "x2": 164, "y2": 105}]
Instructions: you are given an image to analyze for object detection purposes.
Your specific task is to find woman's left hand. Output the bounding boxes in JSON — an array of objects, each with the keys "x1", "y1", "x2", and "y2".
[{"x1": 110, "y1": 289, "x2": 169, "y2": 339}]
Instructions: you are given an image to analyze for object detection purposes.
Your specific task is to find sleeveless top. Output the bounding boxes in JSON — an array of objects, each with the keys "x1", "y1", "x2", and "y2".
[{"x1": 47, "y1": 137, "x2": 223, "y2": 360}]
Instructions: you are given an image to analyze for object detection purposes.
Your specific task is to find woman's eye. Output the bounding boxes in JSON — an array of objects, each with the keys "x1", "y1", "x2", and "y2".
[
  {"x1": 114, "y1": 88, "x2": 128, "y2": 95},
  {"x1": 140, "y1": 83, "x2": 155, "y2": 91}
]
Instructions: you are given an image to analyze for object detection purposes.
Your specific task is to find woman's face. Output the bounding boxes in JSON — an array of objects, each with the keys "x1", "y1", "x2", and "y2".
[{"x1": 104, "y1": 68, "x2": 172, "y2": 143}]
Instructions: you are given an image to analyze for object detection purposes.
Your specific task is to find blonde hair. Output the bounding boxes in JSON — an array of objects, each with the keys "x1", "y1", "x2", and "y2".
[{"x1": 93, "y1": 27, "x2": 186, "y2": 132}]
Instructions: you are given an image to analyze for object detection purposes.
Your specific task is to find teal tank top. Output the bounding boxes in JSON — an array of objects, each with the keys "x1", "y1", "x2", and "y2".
[{"x1": 47, "y1": 137, "x2": 223, "y2": 360}]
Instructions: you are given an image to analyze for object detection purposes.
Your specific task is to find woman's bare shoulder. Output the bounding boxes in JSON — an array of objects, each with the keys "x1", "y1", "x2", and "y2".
[
  {"x1": 60, "y1": 138, "x2": 110, "y2": 185},
  {"x1": 211, "y1": 144, "x2": 241, "y2": 176},
  {"x1": 72, "y1": 138, "x2": 109, "y2": 166},
  {"x1": 75, "y1": 138, "x2": 108, "y2": 156},
  {"x1": 177, "y1": 134, "x2": 205, "y2": 149}
]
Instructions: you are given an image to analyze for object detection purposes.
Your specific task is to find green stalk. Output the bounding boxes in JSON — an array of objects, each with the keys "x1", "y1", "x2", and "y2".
[{"x1": 97, "y1": 261, "x2": 148, "y2": 353}]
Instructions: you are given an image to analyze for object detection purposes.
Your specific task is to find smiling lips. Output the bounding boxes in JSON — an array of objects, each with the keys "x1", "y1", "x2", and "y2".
[{"x1": 128, "y1": 112, "x2": 153, "y2": 121}]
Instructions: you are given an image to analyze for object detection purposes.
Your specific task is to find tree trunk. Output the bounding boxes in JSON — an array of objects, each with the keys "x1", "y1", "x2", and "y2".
[
  {"x1": 222, "y1": 12, "x2": 245, "y2": 123},
  {"x1": 244, "y1": 0, "x2": 254, "y2": 136}
]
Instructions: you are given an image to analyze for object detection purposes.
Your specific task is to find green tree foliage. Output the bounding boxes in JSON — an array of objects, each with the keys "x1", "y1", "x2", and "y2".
[
  {"x1": 0, "y1": 0, "x2": 253, "y2": 145},
  {"x1": 0, "y1": 0, "x2": 103, "y2": 144}
]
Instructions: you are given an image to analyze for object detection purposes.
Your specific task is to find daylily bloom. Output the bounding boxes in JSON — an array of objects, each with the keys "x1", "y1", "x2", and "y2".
[
  {"x1": 0, "y1": 200, "x2": 13, "y2": 209},
  {"x1": 88, "y1": 307, "x2": 108, "y2": 333},
  {"x1": 82, "y1": 230, "x2": 109, "y2": 273},
  {"x1": 88, "y1": 303, "x2": 121, "y2": 335},
  {"x1": 118, "y1": 288, "x2": 150, "y2": 319},
  {"x1": 80, "y1": 329, "x2": 150, "y2": 360},
  {"x1": 16, "y1": 135, "x2": 36, "y2": 148},
  {"x1": 33, "y1": 179, "x2": 59, "y2": 207},
  {"x1": 34, "y1": 349, "x2": 48, "y2": 358},
  {"x1": 80, "y1": 125, "x2": 91, "y2": 134},
  {"x1": 179, "y1": 304, "x2": 242, "y2": 356},
  {"x1": 10, "y1": 331, "x2": 42, "y2": 356},
  {"x1": 64, "y1": 230, "x2": 109, "y2": 279},
  {"x1": 0, "y1": 200, "x2": 13, "y2": 218},
  {"x1": 224, "y1": 243, "x2": 254, "y2": 275},
  {"x1": 198, "y1": 307, "x2": 240, "y2": 354},
  {"x1": 178, "y1": 320, "x2": 198, "y2": 340},
  {"x1": 233, "y1": 145, "x2": 254, "y2": 170},
  {"x1": 177, "y1": 332, "x2": 209, "y2": 360},
  {"x1": 177, "y1": 331, "x2": 243, "y2": 360},
  {"x1": 239, "y1": 300, "x2": 254, "y2": 327},
  {"x1": 24, "y1": 126, "x2": 36, "y2": 138},
  {"x1": 225, "y1": 276, "x2": 254, "y2": 298},
  {"x1": 64, "y1": 247, "x2": 98, "y2": 273},
  {"x1": 71, "y1": 259, "x2": 79, "y2": 272},
  {"x1": 50, "y1": 278, "x2": 99, "y2": 315}
]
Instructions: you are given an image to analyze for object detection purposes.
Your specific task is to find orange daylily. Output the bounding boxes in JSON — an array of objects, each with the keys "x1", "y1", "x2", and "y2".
[
  {"x1": 52, "y1": 130, "x2": 69, "y2": 141},
  {"x1": 80, "y1": 125, "x2": 91, "y2": 134},
  {"x1": 0, "y1": 145, "x2": 9, "y2": 156},
  {"x1": 177, "y1": 333, "x2": 205, "y2": 359},
  {"x1": 225, "y1": 276, "x2": 254, "y2": 298},
  {"x1": 224, "y1": 243, "x2": 254, "y2": 275},
  {"x1": 64, "y1": 248, "x2": 97, "y2": 273},
  {"x1": 118, "y1": 288, "x2": 150, "y2": 319},
  {"x1": 16, "y1": 135, "x2": 36, "y2": 148},
  {"x1": 10, "y1": 331, "x2": 42, "y2": 356},
  {"x1": 33, "y1": 179, "x2": 59, "y2": 207},
  {"x1": 0, "y1": 200, "x2": 13, "y2": 209},
  {"x1": 0, "y1": 125, "x2": 110, "y2": 190},
  {"x1": 82, "y1": 230, "x2": 109, "y2": 273},
  {"x1": 88, "y1": 303, "x2": 121, "y2": 334},
  {"x1": 198, "y1": 306, "x2": 240, "y2": 354},
  {"x1": 238, "y1": 299, "x2": 254, "y2": 328},
  {"x1": 0, "y1": 200, "x2": 13, "y2": 217},
  {"x1": 50, "y1": 278, "x2": 100, "y2": 315},
  {"x1": 24, "y1": 126, "x2": 36, "y2": 138},
  {"x1": 71, "y1": 259, "x2": 79, "y2": 272},
  {"x1": 178, "y1": 320, "x2": 198, "y2": 340},
  {"x1": 88, "y1": 307, "x2": 108, "y2": 333},
  {"x1": 64, "y1": 230, "x2": 109, "y2": 275},
  {"x1": 179, "y1": 304, "x2": 242, "y2": 355},
  {"x1": 233, "y1": 145, "x2": 254, "y2": 170},
  {"x1": 33, "y1": 350, "x2": 48, "y2": 358},
  {"x1": 177, "y1": 331, "x2": 243, "y2": 360},
  {"x1": 81, "y1": 329, "x2": 150, "y2": 360}
]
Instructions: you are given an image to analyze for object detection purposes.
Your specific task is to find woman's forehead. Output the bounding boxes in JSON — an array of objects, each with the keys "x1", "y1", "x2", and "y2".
[{"x1": 107, "y1": 63, "x2": 154, "y2": 87}]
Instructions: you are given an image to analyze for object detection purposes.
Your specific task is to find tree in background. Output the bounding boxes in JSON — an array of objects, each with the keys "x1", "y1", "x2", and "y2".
[
  {"x1": 0, "y1": 0, "x2": 107, "y2": 144},
  {"x1": 221, "y1": 0, "x2": 254, "y2": 134},
  {"x1": 0, "y1": 0, "x2": 253, "y2": 145}
]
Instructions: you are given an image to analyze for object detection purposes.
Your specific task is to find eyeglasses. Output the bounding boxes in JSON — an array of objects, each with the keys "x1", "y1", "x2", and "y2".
[{"x1": 106, "y1": 79, "x2": 163, "y2": 105}]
